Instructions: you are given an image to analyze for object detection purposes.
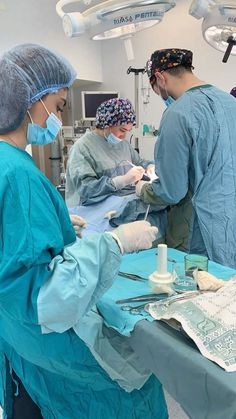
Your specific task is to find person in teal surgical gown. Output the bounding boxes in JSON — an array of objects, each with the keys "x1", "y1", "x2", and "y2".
[
  {"x1": 137, "y1": 48, "x2": 236, "y2": 268},
  {"x1": 0, "y1": 44, "x2": 168, "y2": 419}
]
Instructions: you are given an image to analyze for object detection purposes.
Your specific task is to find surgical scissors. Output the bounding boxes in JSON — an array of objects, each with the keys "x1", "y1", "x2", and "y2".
[
  {"x1": 151, "y1": 290, "x2": 202, "y2": 308},
  {"x1": 121, "y1": 302, "x2": 149, "y2": 315},
  {"x1": 119, "y1": 291, "x2": 202, "y2": 314}
]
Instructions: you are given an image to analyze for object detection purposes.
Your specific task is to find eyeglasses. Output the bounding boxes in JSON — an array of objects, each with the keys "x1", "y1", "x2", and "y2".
[
  {"x1": 146, "y1": 60, "x2": 164, "y2": 95},
  {"x1": 150, "y1": 74, "x2": 161, "y2": 95},
  {"x1": 150, "y1": 74, "x2": 156, "y2": 88}
]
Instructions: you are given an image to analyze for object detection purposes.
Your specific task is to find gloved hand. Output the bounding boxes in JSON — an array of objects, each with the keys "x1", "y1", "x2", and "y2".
[
  {"x1": 70, "y1": 214, "x2": 87, "y2": 237},
  {"x1": 146, "y1": 164, "x2": 157, "y2": 181},
  {"x1": 112, "y1": 166, "x2": 145, "y2": 190},
  {"x1": 135, "y1": 180, "x2": 149, "y2": 197},
  {"x1": 145, "y1": 164, "x2": 159, "y2": 182},
  {"x1": 124, "y1": 166, "x2": 145, "y2": 184},
  {"x1": 110, "y1": 220, "x2": 158, "y2": 254}
]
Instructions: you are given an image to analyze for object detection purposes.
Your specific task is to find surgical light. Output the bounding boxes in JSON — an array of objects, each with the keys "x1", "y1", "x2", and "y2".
[
  {"x1": 189, "y1": 0, "x2": 236, "y2": 62},
  {"x1": 56, "y1": 0, "x2": 175, "y2": 40}
]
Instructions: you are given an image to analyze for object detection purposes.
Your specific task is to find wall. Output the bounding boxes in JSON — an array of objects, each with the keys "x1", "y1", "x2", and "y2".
[
  {"x1": 0, "y1": 0, "x2": 105, "y2": 181},
  {"x1": 0, "y1": 0, "x2": 103, "y2": 82},
  {"x1": 70, "y1": 81, "x2": 104, "y2": 126}
]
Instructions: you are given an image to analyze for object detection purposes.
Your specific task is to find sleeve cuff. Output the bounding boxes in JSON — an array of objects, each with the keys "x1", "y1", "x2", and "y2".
[{"x1": 112, "y1": 175, "x2": 127, "y2": 190}]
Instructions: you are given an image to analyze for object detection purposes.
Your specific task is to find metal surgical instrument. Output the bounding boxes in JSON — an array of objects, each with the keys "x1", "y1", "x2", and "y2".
[
  {"x1": 152, "y1": 290, "x2": 201, "y2": 307},
  {"x1": 116, "y1": 293, "x2": 168, "y2": 304},
  {"x1": 125, "y1": 160, "x2": 150, "y2": 181},
  {"x1": 118, "y1": 291, "x2": 202, "y2": 314},
  {"x1": 144, "y1": 204, "x2": 150, "y2": 221},
  {"x1": 118, "y1": 271, "x2": 147, "y2": 282},
  {"x1": 155, "y1": 253, "x2": 177, "y2": 264},
  {"x1": 121, "y1": 303, "x2": 149, "y2": 315}
]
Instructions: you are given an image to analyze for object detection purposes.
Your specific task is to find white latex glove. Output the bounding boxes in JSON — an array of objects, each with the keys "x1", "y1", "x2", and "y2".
[
  {"x1": 110, "y1": 220, "x2": 158, "y2": 254},
  {"x1": 135, "y1": 180, "x2": 149, "y2": 197},
  {"x1": 146, "y1": 164, "x2": 158, "y2": 181},
  {"x1": 104, "y1": 210, "x2": 117, "y2": 220},
  {"x1": 124, "y1": 166, "x2": 145, "y2": 184},
  {"x1": 112, "y1": 166, "x2": 145, "y2": 190},
  {"x1": 70, "y1": 214, "x2": 87, "y2": 237},
  {"x1": 146, "y1": 164, "x2": 155, "y2": 177}
]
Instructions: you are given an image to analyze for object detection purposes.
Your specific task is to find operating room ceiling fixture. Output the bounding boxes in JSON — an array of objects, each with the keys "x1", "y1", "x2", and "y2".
[
  {"x1": 189, "y1": 0, "x2": 236, "y2": 62},
  {"x1": 56, "y1": 0, "x2": 175, "y2": 40}
]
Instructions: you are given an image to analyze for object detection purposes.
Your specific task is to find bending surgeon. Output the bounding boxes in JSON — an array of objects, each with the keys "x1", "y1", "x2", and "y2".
[
  {"x1": 0, "y1": 44, "x2": 168, "y2": 419},
  {"x1": 136, "y1": 48, "x2": 236, "y2": 268},
  {"x1": 65, "y1": 98, "x2": 155, "y2": 207}
]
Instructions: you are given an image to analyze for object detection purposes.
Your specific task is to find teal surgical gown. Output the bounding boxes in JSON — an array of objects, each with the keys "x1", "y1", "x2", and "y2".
[
  {"x1": 65, "y1": 130, "x2": 153, "y2": 207},
  {"x1": 0, "y1": 142, "x2": 167, "y2": 418},
  {"x1": 140, "y1": 85, "x2": 236, "y2": 268}
]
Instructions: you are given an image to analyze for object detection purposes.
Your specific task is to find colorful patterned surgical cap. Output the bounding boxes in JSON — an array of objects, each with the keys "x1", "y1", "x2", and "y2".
[
  {"x1": 95, "y1": 98, "x2": 136, "y2": 129},
  {"x1": 230, "y1": 87, "x2": 236, "y2": 98},
  {"x1": 146, "y1": 48, "x2": 193, "y2": 79}
]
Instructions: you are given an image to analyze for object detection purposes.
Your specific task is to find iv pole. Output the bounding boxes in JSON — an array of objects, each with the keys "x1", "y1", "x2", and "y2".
[{"x1": 127, "y1": 66, "x2": 146, "y2": 153}]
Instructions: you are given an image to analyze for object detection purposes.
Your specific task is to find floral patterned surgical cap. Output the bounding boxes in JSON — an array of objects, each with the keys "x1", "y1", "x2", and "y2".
[{"x1": 95, "y1": 98, "x2": 136, "y2": 129}]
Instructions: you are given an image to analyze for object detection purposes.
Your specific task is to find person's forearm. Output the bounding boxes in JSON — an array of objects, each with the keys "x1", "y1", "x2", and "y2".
[
  {"x1": 37, "y1": 234, "x2": 122, "y2": 333},
  {"x1": 79, "y1": 177, "x2": 117, "y2": 205}
]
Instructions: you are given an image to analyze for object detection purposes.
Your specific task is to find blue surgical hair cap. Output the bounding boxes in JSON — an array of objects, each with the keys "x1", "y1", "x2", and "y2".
[{"x1": 0, "y1": 43, "x2": 77, "y2": 134}]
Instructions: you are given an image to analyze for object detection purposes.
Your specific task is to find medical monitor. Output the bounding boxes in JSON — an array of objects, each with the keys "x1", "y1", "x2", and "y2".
[{"x1": 81, "y1": 91, "x2": 119, "y2": 121}]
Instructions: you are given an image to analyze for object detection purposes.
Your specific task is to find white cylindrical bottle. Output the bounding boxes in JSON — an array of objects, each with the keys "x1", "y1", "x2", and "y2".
[
  {"x1": 157, "y1": 244, "x2": 167, "y2": 275},
  {"x1": 149, "y1": 244, "x2": 174, "y2": 294}
]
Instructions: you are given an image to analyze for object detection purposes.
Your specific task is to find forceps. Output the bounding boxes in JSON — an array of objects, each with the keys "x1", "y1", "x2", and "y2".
[
  {"x1": 152, "y1": 290, "x2": 201, "y2": 308},
  {"x1": 155, "y1": 253, "x2": 177, "y2": 264},
  {"x1": 118, "y1": 271, "x2": 147, "y2": 282},
  {"x1": 116, "y1": 293, "x2": 168, "y2": 304}
]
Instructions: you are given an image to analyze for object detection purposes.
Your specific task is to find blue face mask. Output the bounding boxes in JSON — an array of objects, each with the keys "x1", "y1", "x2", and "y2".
[
  {"x1": 105, "y1": 132, "x2": 122, "y2": 145},
  {"x1": 27, "y1": 100, "x2": 62, "y2": 145},
  {"x1": 163, "y1": 96, "x2": 174, "y2": 107}
]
